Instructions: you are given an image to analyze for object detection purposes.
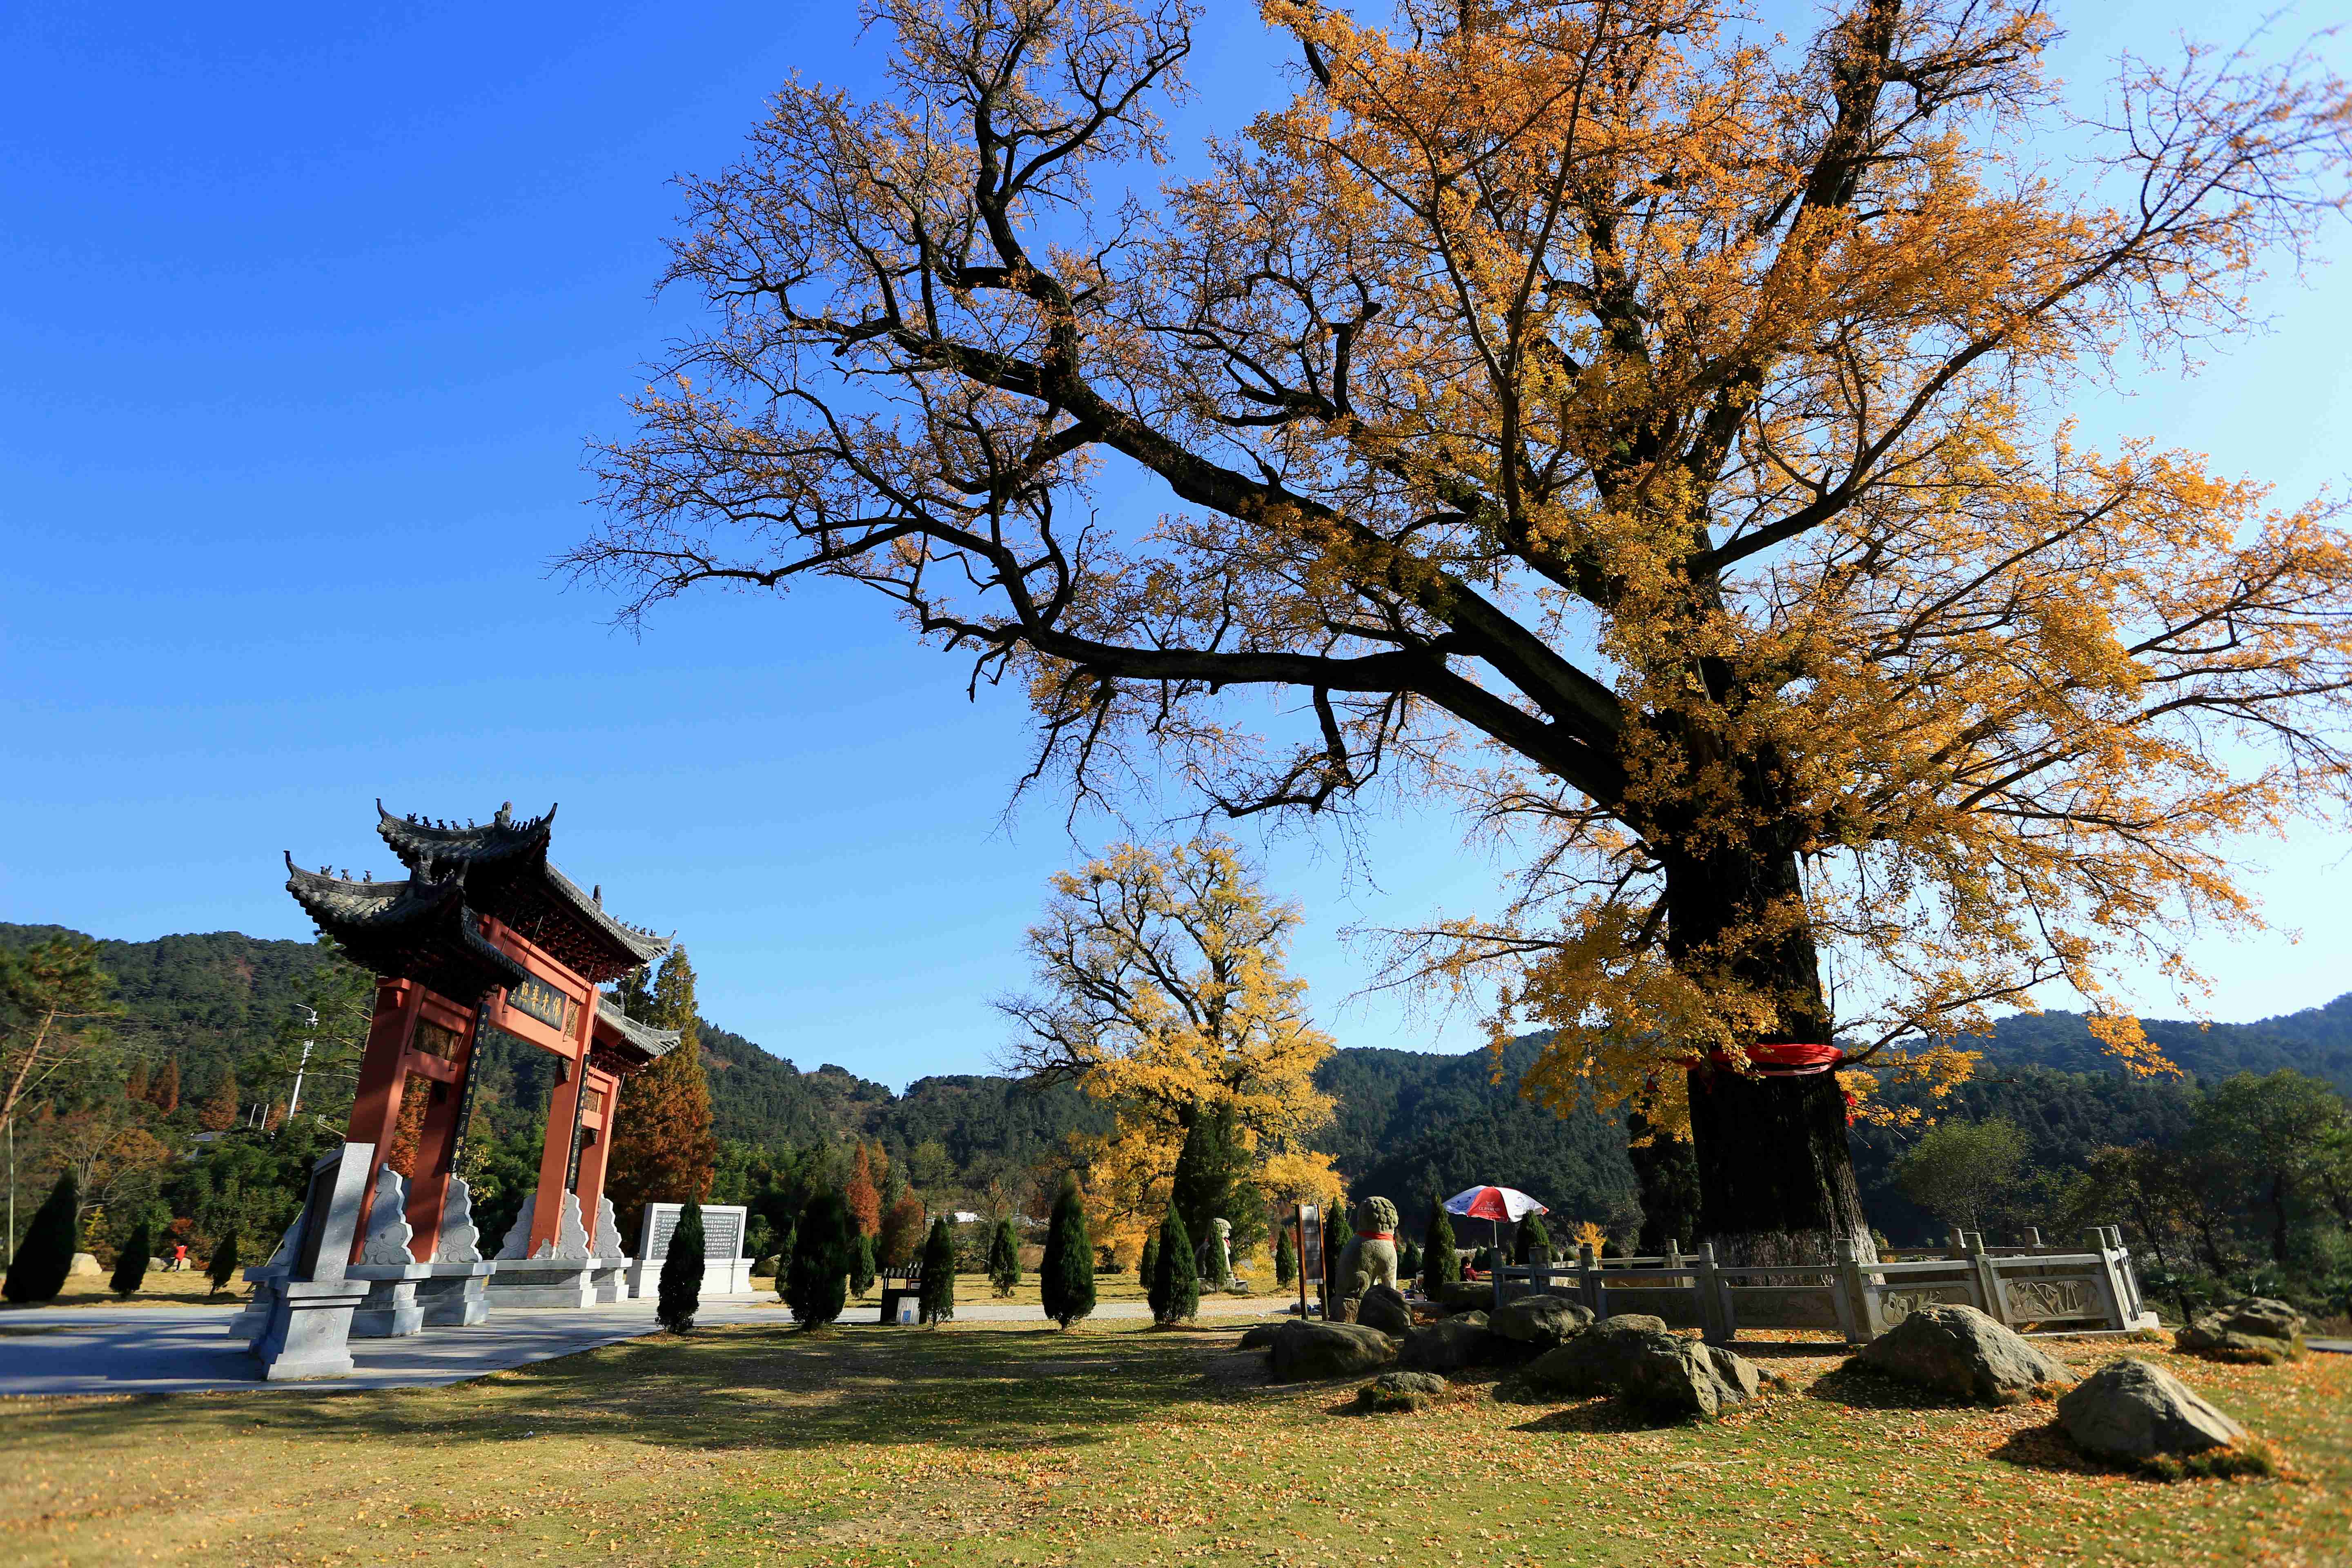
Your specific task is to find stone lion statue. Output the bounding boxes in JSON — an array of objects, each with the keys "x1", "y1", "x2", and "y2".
[
  {"x1": 1334, "y1": 1197, "x2": 1400, "y2": 1298},
  {"x1": 1194, "y1": 1216, "x2": 1235, "y2": 1289}
]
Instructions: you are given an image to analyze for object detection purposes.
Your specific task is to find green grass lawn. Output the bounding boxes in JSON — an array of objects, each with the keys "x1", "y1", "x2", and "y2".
[{"x1": 3, "y1": 1320, "x2": 2344, "y2": 1567}]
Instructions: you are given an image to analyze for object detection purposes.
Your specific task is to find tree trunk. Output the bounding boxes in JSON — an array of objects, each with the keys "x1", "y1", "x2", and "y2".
[
  {"x1": 1660, "y1": 837, "x2": 1873, "y2": 1266},
  {"x1": 1624, "y1": 1108, "x2": 1702, "y2": 1254}
]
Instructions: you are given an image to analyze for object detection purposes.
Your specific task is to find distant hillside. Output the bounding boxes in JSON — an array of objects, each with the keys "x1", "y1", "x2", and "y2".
[
  {"x1": 10, "y1": 920, "x2": 2347, "y2": 1234},
  {"x1": 0, "y1": 922, "x2": 326, "y2": 1098},
  {"x1": 1315, "y1": 1036, "x2": 1642, "y2": 1234},
  {"x1": 1964, "y1": 998, "x2": 2352, "y2": 1095}
]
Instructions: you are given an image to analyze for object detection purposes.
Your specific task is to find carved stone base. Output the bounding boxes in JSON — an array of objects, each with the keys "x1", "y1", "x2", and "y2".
[
  {"x1": 487, "y1": 1256, "x2": 631, "y2": 1307},
  {"x1": 252, "y1": 1278, "x2": 372, "y2": 1380}
]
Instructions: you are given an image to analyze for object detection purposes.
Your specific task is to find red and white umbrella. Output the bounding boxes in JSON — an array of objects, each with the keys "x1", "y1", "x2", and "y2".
[
  {"x1": 1443, "y1": 1185, "x2": 1548, "y2": 1222},
  {"x1": 1441, "y1": 1187, "x2": 1548, "y2": 1292}
]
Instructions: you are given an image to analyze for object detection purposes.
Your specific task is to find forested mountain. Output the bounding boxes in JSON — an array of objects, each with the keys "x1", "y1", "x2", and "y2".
[
  {"x1": 1314, "y1": 1038, "x2": 1642, "y2": 1233},
  {"x1": 9, "y1": 920, "x2": 2348, "y2": 1246}
]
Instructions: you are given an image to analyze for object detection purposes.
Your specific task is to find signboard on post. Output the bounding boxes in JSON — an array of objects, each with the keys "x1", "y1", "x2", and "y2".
[{"x1": 1296, "y1": 1203, "x2": 1323, "y2": 1320}]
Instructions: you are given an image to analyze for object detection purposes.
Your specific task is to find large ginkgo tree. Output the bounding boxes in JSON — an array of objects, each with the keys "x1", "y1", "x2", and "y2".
[{"x1": 569, "y1": 0, "x2": 2352, "y2": 1261}]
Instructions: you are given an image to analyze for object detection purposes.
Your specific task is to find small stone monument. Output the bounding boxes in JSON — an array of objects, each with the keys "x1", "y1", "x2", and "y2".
[{"x1": 626, "y1": 1202, "x2": 754, "y2": 1299}]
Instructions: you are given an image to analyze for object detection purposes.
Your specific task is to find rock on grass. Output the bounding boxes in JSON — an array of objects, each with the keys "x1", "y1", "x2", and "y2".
[
  {"x1": 1356, "y1": 1370, "x2": 1450, "y2": 1412},
  {"x1": 1269, "y1": 1319, "x2": 1397, "y2": 1381},
  {"x1": 2056, "y1": 1357, "x2": 2272, "y2": 1478},
  {"x1": 1521, "y1": 1326, "x2": 1763, "y2": 1419},
  {"x1": 1852, "y1": 1305, "x2": 2076, "y2": 1405},
  {"x1": 2175, "y1": 1298, "x2": 2307, "y2": 1365}
]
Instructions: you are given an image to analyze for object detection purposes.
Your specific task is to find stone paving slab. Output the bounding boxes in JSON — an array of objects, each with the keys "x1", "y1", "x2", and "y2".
[{"x1": 0, "y1": 1292, "x2": 1278, "y2": 1399}]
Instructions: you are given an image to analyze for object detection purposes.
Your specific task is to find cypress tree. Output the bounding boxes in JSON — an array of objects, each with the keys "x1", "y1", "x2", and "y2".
[
  {"x1": 1513, "y1": 1211, "x2": 1552, "y2": 1265},
  {"x1": 844, "y1": 1145, "x2": 882, "y2": 1239},
  {"x1": 658, "y1": 1197, "x2": 706, "y2": 1332},
  {"x1": 1147, "y1": 1206, "x2": 1198, "y2": 1325},
  {"x1": 1274, "y1": 1221, "x2": 1296, "y2": 1286},
  {"x1": 1322, "y1": 1199, "x2": 1355, "y2": 1293},
  {"x1": 198, "y1": 1069, "x2": 240, "y2": 1132},
  {"x1": 1168, "y1": 1114, "x2": 1223, "y2": 1245},
  {"x1": 603, "y1": 948, "x2": 718, "y2": 1236},
  {"x1": 1421, "y1": 1200, "x2": 1461, "y2": 1295},
  {"x1": 206, "y1": 1229, "x2": 241, "y2": 1295},
  {"x1": 851, "y1": 1231, "x2": 878, "y2": 1296},
  {"x1": 785, "y1": 1189, "x2": 853, "y2": 1329},
  {"x1": 111, "y1": 1218, "x2": 153, "y2": 1298},
  {"x1": 3, "y1": 1170, "x2": 79, "y2": 1304},
  {"x1": 125, "y1": 1060, "x2": 150, "y2": 1104},
  {"x1": 878, "y1": 1191, "x2": 925, "y2": 1268},
  {"x1": 1038, "y1": 1174, "x2": 1095, "y2": 1329},
  {"x1": 987, "y1": 1218, "x2": 1020, "y2": 1297},
  {"x1": 772, "y1": 1215, "x2": 797, "y2": 1299},
  {"x1": 151, "y1": 1058, "x2": 180, "y2": 1115},
  {"x1": 918, "y1": 1216, "x2": 956, "y2": 1325},
  {"x1": 1138, "y1": 1229, "x2": 1160, "y2": 1298},
  {"x1": 1399, "y1": 1238, "x2": 1421, "y2": 1279}
]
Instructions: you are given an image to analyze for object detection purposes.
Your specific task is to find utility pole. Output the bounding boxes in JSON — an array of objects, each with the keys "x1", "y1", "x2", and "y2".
[
  {"x1": 6, "y1": 1115, "x2": 14, "y2": 1263},
  {"x1": 284, "y1": 1004, "x2": 318, "y2": 1131}
]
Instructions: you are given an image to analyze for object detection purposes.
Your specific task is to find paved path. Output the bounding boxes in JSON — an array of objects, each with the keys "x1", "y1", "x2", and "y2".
[
  {"x1": 0, "y1": 1292, "x2": 1276, "y2": 1399},
  {"x1": 2311, "y1": 1338, "x2": 2351, "y2": 1355}
]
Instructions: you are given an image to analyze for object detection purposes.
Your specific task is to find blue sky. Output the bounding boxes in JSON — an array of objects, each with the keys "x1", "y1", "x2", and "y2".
[{"x1": 4, "y1": 1, "x2": 2348, "y2": 1089}]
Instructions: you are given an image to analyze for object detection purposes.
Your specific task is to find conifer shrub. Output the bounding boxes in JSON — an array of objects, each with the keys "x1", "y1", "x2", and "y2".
[
  {"x1": 988, "y1": 1217, "x2": 1021, "y2": 1297},
  {"x1": 1274, "y1": 1223, "x2": 1296, "y2": 1287},
  {"x1": 1148, "y1": 1206, "x2": 1199, "y2": 1325},
  {"x1": 1514, "y1": 1211, "x2": 1552, "y2": 1265},
  {"x1": 3, "y1": 1171, "x2": 80, "y2": 1304},
  {"x1": 111, "y1": 1218, "x2": 152, "y2": 1298},
  {"x1": 1421, "y1": 1201, "x2": 1461, "y2": 1295},
  {"x1": 786, "y1": 1189, "x2": 854, "y2": 1329},
  {"x1": 1138, "y1": 1230, "x2": 1160, "y2": 1300},
  {"x1": 1039, "y1": 1174, "x2": 1096, "y2": 1329},
  {"x1": 1399, "y1": 1238, "x2": 1422, "y2": 1278},
  {"x1": 1323, "y1": 1200, "x2": 1355, "y2": 1293},
  {"x1": 918, "y1": 1216, "x2": 956, "y2": 1325},
  {"x1": 772, "y1": 1216, "x2": 797, "y2": 1299},
  {"x1": 658, "y1": 1197, "x2": 706, "y2": 1332},
  {"x1": 851, "y1": 1232, "x2": 878, "y2": 1297},
  {"x1": 206, "y1": 1229, "x2": 241, "y2": 1295}
]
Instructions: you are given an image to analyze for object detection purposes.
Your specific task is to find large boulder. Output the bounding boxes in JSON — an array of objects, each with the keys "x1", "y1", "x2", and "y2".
[
  {"x1": 1357, "y1": 1283, "x2": 1413, "y2": 1336},
  {"x1": 1523, "y1": 1324, "x2": 1684, "y2": 1396},
  {"x1": 1621, "y1": 1339, "x2": 1764, "y2": 1419},
  {"x1": 1270, "y1": 1319, "x2": 1397, "y2": 1382},
  {"x1": 1492, "y1": 1294, "x2": 1594, "y2": 1350},
  {"x1": 1597, "y1": 1312, "x2": 1667, "y2": 1335},
  {"x1": 1853, "y1": 1305, "x2": 2076, "y2": 1405},
  {"x1": 1521, "y1": 1324, "x2": 1761, "y2": 1417},
  {"x1": 1356, "y1": 1370, "x2": 1450, "y2": 1411},
  {"x1": 2176, "y1": 1298, "x2": 2306, "y2": 1364},
  {"x1": 1399, "y1": 1316, "x2": 1497, "y2": 1372},
  {"x1": 1237, "y1": 1323, "x2": 1281, "y2": 1350},
  {"x1": 2057, "y1": 1358, "x2": 2246, "y2": 1462}
]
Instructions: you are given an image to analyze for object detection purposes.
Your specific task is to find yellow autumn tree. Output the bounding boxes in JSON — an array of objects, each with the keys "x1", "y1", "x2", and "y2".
[
  {"x1": 568, "y1": 0, "x2": 2352, "y2": 1263},
  {"x1": 997, "y1": 838, "x2": 1342, "y2": 1264}
]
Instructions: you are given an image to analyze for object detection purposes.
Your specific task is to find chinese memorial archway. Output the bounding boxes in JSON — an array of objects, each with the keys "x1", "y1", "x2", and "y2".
[{"x1": 241, "y1": 802, "x2": 679, "y2": 1378}]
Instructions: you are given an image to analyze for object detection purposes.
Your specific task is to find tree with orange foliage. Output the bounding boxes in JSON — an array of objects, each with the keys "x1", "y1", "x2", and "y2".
[
  {"x1": 878, "y1": 1189, "x2": 927, "y2": 1268},
  {"x1": 1000, "y1": 838, "x2": 1343, "y2": 1265},
  {"x1": 196, "y1": 1069, "x2": 239, "y2": 1133},
  {"x1": 603, "y1": 947, "x2": 718, "y2": 1236},
  {"x1": 844, "y1": 1143, "x2": 884, "y2": 1238},
  {"x1": 568, "y1": 0, "x2": 2352, "y2": 1261}
]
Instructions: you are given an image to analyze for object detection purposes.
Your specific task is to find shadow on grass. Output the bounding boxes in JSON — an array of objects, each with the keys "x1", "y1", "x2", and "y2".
[
  {"x1": 3, "y1": 1320, "x2": 1304, "y2": 1460},
  {"x1": 1803, "y1": 1360, "x2": 1989, "y2": 1412},
  {"x1": 1987, "y1": 1418, "x2": 2128, "y2": 1477},
  {"x1": 1506, "y1": 1397, "x2": 1695, "y2": 1435}
]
